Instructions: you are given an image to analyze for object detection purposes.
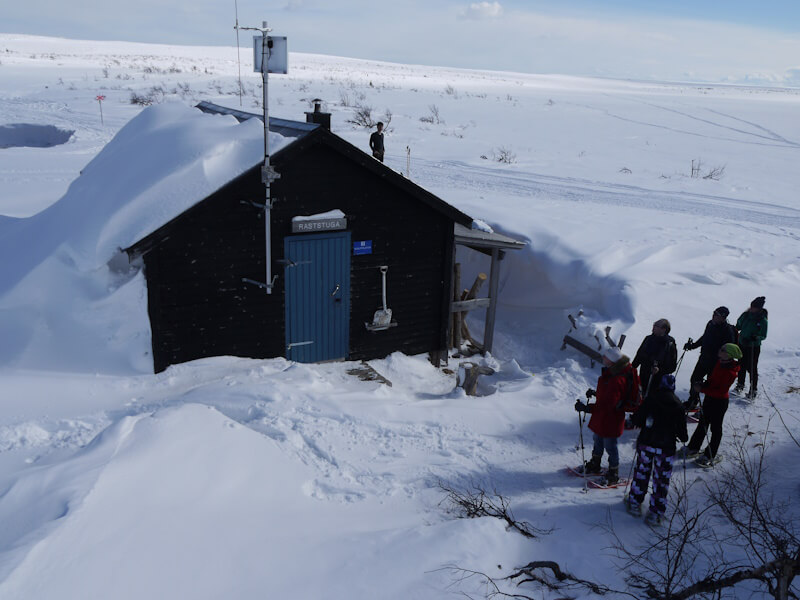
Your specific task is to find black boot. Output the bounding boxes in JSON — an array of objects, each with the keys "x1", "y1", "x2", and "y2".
[
  {"x1": 605, "y1": 466, "x2": 619, "y2": 485},
  {"x1": 580, "y1": 454, "x2": 602, "y2": 474}
]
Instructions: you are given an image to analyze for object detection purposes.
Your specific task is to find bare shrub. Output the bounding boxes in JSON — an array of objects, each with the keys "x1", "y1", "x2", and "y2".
[
  {"x1": 129, "y1": 91, "x2": 152, "y2": 106},
  {"x1": 438, "y1": 480, "x2": 551, "y2": 539},
  {"x1": 703, "y1": 165, "x2": 726, "y2": 180},
  {"x1": 346, "y1": 104, "x2": 375, "y2": 128},
  {"x1": 420, "y1": 104, "x2": 442, "y2": 124},
  {"x1": 493, "y1": 147, "x2": 517, "y2": 164},
  {"x1": 129, "y1": 85, "x2": 165, "y2": 106},
  {"x1": 692, "y1": 159, "x2": 726, "y2": 180}
]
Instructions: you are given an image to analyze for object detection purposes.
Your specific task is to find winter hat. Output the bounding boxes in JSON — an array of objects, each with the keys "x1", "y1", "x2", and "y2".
[
  {"x1": 660, "y1": 374, "x2": 676, "y2": 391},
  {"x1": 750, "y1": 296, "x2": 766, "y2": 309},
  {"x1": 714, "y1": 306, "x2": 729, "y2": 318},
  {"x1": 603, "y1": 346, "x2": 623, "y2": 362},
  {"x1": 722, "y1": 343, "x2": 743, "y2": 360}
]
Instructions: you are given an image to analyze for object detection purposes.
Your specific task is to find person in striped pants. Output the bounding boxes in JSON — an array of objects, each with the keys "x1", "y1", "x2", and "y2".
[{"x1": 626, "y1": 374, "x2": 688, "y2": 526}]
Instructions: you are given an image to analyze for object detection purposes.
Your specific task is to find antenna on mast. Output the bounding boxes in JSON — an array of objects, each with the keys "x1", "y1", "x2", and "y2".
[{"x1": 234, "y1": 0, "x2": 243, "y2": 106}]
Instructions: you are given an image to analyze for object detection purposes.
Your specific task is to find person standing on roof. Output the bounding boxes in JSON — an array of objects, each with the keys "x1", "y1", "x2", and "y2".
[
  {"x1": 683, "y1": 306, "x2": 737, "y2": 410},
  {"x1": 735, "y1": 296, "x2": 768, "y2": 399},
  {"x1": 632, "y1": 318, "x2": 678, "y2": 397},
  {"x1": 369, "y1": 122, "x2": 385, "y2": 162}
]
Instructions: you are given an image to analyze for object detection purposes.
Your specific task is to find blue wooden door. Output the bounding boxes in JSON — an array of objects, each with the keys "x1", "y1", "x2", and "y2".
[{"x1": 284, "y1": 232, "x2": 351, "y2": 362}]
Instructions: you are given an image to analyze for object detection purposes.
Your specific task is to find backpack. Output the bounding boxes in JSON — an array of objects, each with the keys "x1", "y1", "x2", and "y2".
[{"x1": 616, "y1": 368, "x2": 643, "y2": 413}]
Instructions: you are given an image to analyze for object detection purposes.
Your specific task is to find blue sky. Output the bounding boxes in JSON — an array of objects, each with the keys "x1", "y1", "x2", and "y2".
[{"x1": 5, "y1": 1, "x2": 800, "y2": 84}]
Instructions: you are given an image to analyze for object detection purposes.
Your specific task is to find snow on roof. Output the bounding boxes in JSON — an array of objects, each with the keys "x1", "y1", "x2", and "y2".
[{"x1": 0, "y1": 101, "x2": 294, "y2": 295}]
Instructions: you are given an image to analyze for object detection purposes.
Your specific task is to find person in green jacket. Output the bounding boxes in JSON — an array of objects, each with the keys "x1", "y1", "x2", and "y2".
[{"x1": 735, "y1": 296, "x2": 768, "y2": 399}]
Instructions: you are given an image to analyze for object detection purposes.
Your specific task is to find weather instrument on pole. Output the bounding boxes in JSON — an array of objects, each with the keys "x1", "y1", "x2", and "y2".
[
  {"x1": 237, "y1": 22, "x2": 288, "y2": 295},
  {"x1": 252, "y1": 35, "x2": 287, "y2": 74}
]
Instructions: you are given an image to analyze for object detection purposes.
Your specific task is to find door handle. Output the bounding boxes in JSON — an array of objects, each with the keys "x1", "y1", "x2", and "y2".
[{"x1": 330, "y1": 283, "x2": 341, "y2": 297}]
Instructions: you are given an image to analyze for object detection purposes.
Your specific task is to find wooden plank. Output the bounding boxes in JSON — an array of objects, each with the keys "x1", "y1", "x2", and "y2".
[
  {"x1": 562, "y1": 335, "x2": 603, "y2": 362},
  {"x1": 450, "y1": 298, "x2": 491, "y2": 312}
]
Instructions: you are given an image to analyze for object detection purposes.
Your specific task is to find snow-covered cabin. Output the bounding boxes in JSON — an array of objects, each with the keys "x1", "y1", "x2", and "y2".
[{"x1": 92, "y1": 102, "x2": 522, "y2": 372}]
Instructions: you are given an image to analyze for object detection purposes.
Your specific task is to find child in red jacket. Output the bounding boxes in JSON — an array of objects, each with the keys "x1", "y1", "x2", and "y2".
[
  {"x1": 574, "y1": 346, "x2": 635, "y2": 484},
  {"x1": 677, "y1": 343, "x2": 741, "y2": 467}
]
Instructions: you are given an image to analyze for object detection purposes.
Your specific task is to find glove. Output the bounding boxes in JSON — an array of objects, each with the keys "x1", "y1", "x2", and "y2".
[
  {"x1": 574, "y1": 400, "x2": 587, "y2": 412},
  {"x1": 683, "y1": 342, "x2": 693, "y2": 351},
  {"x1": 585, "y1": 388, "x2": 596, "y2": 399}
]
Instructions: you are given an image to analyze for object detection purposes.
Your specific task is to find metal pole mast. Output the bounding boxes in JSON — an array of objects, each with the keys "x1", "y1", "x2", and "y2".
[
  {"x1": 239, "y1": 21, "x2": 282, "y2": 295},
  {"x1": 261, "y1": 24, "x2": 273, "y2": 294}
]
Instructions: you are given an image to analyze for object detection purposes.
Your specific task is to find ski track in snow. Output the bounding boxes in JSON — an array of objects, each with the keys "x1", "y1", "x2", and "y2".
[
  {"x1": 572, "y1": 94, "x2": 800, "y2": 149},
  {"x1": 411, "y1": 159, "x2": 800, "y2": 231}
]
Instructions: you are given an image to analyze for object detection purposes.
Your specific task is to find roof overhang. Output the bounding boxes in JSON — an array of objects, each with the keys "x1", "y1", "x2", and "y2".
[{"x1": 454, "y1": 223, "x2": 526, "y2": 256}]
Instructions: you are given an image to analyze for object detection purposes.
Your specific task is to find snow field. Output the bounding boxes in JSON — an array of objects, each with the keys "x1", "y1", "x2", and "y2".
[{"x1": 0, "y1": 34, "x2": 798, "y2": 599}]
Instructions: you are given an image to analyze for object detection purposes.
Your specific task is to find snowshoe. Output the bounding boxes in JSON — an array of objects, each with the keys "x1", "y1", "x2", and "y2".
[
  {"x1": 625, "y1": 497, "x2": 642, "y2": 517},
  {"x1": 644, "y1": 511, "x2": 664, "y2": 527},
  {"x1": 695, "y1": 454, "x2": 723, "y2": 469},
  {"x1": 565, "y1": 467, "x2": 628, "y2": 489},
  {"x1": 675, "y1": 446, "x2": 700, "y2": 460},
  {"x1": 588, "y1": 475, "x2": 629, "y2": 489}
]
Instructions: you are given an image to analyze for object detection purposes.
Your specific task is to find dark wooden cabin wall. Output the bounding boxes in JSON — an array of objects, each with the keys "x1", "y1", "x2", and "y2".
[
  {"x1": 143, "y1": 138, "x2": 453, "y2": 372},
  {"x1": 144, "y1": 171, "x2": 283, "y2": 373},
  {"x1": 271, "y1": 144, "x2": 452, "y2": 362}
]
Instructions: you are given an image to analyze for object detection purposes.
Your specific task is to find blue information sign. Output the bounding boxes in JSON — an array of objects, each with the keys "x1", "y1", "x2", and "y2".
[{"x1": 353, "y1": 240, "x2": 373, "y2": 256}]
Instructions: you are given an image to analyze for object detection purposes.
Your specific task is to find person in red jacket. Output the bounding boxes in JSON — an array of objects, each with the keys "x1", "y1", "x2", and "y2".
[
  {"x1": 574, "y1": 346, "x2": 635, "y2": 484},
  {"x1": 677, "y1": 343, "x2": 741, "y2": 467}
]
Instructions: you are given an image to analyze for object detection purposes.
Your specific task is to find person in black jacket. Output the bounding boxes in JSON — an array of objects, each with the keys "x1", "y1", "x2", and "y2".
[
  {"x1": 369, "y1": 122, "x2": 385, "y2": 162},
  {"x1": 626, "y1": 374, "x2": 688, "y2": 526},
  {"x1": 683, "y1": 306, "x2": 737, "y2": 409},
  {"x1": 632, "y1": 318, "x2": 678, "y2": 397}
]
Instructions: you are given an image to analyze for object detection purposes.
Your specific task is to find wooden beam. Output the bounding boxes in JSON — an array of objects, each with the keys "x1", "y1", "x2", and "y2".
[
  {"x1": 562, "y1": 334, "x2": 603, "y2": 362},
  {"x1": 483, "y1": 248, "x2": 501, "y2": 353},
  {"x1": 450, "y1": 298, "x2": 491, "y2": 312}
]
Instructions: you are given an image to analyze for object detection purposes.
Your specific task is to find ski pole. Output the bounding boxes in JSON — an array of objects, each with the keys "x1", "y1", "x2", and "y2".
[
  {"x1": 644, "y1": 361, "x2": 658, "y2": 398},
  {"x1": 622, "y1": 445, "x2": 637, "y2": 501},
  {"x1": 578, "y1": 409, "x2": 588, "y2": 493},
  {"x1": 674, "y1": 348, "x2": 687, "y2": 376},
  {"x1": 749, "y1": 342, "x2": 755, "y2": 399}
]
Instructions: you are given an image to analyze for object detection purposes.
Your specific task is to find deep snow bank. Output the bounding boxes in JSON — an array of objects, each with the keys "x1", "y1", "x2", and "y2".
[
  {"x1": 0, "y1": 103, "x2": 294, "y2": 373},
  {"x1": 0, "y1": 124, "x2": 74, "y2": 149}
]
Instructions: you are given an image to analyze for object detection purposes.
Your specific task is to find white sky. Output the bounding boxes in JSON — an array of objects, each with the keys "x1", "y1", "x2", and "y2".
[{"x1": 4, "y1": 0, "x2": 800, "y2": 84}]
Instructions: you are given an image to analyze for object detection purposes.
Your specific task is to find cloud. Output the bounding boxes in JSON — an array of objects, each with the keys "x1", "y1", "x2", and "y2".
[{"x1": 459, "y1": 1, "x2": 503, "y2": 20}]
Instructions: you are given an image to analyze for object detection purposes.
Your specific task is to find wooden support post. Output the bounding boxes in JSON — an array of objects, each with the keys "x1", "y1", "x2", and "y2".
[
  {"x1": 483, "y1": 248, "x2": 501, "y2": 353},
  {"x1": 453, "y1": 263, "x2": 462, "y2": 351}
]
